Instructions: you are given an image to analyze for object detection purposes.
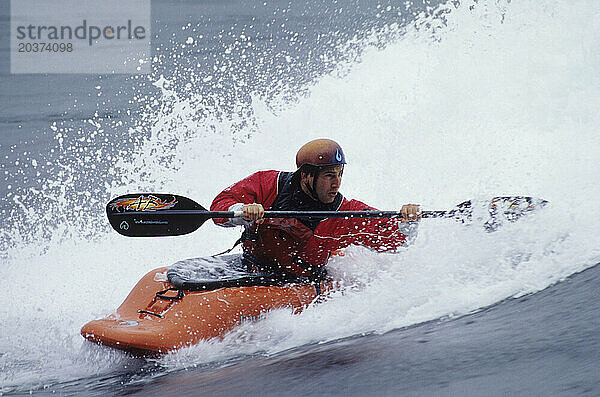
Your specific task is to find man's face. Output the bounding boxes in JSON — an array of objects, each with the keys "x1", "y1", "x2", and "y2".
[{"x1": 303, "y1": 165, "x2": 344, "y2": 203}]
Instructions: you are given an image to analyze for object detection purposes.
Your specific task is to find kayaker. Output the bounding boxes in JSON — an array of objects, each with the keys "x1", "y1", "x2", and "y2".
[{"x1": 211, "y1": 138, "x2": 421, "y2": 279}]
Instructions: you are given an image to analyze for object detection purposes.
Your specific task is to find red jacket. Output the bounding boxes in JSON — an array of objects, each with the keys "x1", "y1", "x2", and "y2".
[{"x1": 211, "y1": 170, "x2": 409, "y2": 276}]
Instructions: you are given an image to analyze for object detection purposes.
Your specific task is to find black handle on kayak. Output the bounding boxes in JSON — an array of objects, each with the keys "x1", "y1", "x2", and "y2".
[{"x1": 106, "y1": 193, "x2": 546, "y2": 237}]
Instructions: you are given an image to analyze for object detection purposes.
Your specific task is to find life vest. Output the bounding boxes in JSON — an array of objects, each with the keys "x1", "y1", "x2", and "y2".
[{"x1": 242, "y1": 172, "x2": 342, "y2": 278}]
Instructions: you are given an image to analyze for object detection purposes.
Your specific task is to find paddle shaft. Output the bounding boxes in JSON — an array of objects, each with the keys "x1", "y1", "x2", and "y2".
[{"x1": 110, "y1": 209, "x2": 450, "y2": 220}]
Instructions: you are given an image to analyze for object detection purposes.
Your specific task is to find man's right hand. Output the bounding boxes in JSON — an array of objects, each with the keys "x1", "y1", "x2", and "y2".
[{"x1": 243, "y1": 203, "x2": 265, "y2": 223}]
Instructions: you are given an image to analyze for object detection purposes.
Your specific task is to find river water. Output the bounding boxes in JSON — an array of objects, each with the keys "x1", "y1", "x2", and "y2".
[{"x1": 1, "y1": 0, "x2": 599, "y2": 395}]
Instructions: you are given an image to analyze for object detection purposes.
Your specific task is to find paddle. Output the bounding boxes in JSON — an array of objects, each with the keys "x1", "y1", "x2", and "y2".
[{"x1": 106, "y1": 193, "x2": 547, "y2": 237}]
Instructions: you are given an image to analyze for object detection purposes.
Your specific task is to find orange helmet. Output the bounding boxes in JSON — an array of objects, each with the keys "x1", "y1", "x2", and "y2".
[{"x1": 296, "y1": 138, "x2": 346, "y2": 169}]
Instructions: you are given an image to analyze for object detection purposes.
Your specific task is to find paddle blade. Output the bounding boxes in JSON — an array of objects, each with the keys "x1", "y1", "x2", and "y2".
[
  {"x1": 451, "y1": 196, "x2": 547, "y2": 231},
  {"x1": 483, "y1": 196, "x2": 548, "y2": 231},
  {"x1": 106, "y1": 193, "x2": 208, "y2": 237}
]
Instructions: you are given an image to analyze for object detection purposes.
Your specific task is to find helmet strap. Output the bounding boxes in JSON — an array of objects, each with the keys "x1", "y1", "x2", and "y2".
[
  {"x1": 310, "y1": 169, "x2": 320, "y2": 200},
  {"x1": 300, "y1": 167, "x2": 320, "y2": 201},
  {"x1": 305, "y1": 184, "x2": 317, "y2": 200}
]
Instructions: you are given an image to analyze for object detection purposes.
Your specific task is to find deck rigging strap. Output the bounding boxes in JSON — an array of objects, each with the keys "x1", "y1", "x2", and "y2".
[
  {"x1": 155, "y1": 288, "x2": 184, "y2": 300},
  {"x1": 211, "y1": 232, "x2": 245, "y2": 257}
]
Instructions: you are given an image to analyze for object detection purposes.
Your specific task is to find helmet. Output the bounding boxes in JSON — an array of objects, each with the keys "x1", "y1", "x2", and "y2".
[{"x1": 296, "y1": 139, "x2": 346, "y2": 169}]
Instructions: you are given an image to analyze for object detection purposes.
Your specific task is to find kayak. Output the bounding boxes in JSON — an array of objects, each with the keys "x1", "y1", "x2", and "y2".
[
  {"x1": 81, "y1": 254, "x2": 329, "y2": 354},
  {"x1": 84, "y1": 193, "x2": 547, "y2": 355}
]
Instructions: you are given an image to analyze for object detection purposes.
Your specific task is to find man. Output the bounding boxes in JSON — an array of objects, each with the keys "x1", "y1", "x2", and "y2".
[{"x1": 211, "y1": 138, "x2": 421, "y2": 279}]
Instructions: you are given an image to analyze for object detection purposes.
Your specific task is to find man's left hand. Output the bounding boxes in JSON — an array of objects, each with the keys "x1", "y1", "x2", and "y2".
[{"x1": 400, "y1": 204, "x2": 421, "y2": 222}]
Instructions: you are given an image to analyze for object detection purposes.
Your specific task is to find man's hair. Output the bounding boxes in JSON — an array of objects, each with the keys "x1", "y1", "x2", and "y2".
[{"x1": 299, "y1": 164, "x2": 318, "y2": 178}]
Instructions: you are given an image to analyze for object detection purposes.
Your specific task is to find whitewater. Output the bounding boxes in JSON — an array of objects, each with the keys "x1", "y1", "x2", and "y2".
[{"x1": 1, "y1": 0, "x2": 599, "y2": 395}]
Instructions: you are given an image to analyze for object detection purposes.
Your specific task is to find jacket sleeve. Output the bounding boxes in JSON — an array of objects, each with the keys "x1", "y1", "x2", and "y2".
[
  {"x1": 210, "y1": 170, "x2": 280, "y2": 226},
  {"x1": 311, "y1": 199, "x2": 414, "y2": 252}
]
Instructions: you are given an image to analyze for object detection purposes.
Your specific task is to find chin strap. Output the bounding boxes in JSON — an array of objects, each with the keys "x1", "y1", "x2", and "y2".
[
  {"x1": 303, "y1": 180, "x2": 318, "y2": 201},
  {"x1": 303, "y1": 169, "x2": 321, "y2": 202}
]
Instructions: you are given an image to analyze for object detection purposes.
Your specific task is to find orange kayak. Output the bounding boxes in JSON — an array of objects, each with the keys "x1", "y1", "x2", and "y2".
[{"x1": 81, "y1": 255, "x2": 328, "y2": 354}]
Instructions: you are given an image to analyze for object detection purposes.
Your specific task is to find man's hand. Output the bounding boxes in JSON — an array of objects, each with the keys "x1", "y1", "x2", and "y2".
[
  {"x1": 400, "y1": 204, "x2": 421, "y2": 222},
  {"x1": 243, "y1": 203, "x2": 265, "y2": 224}
]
